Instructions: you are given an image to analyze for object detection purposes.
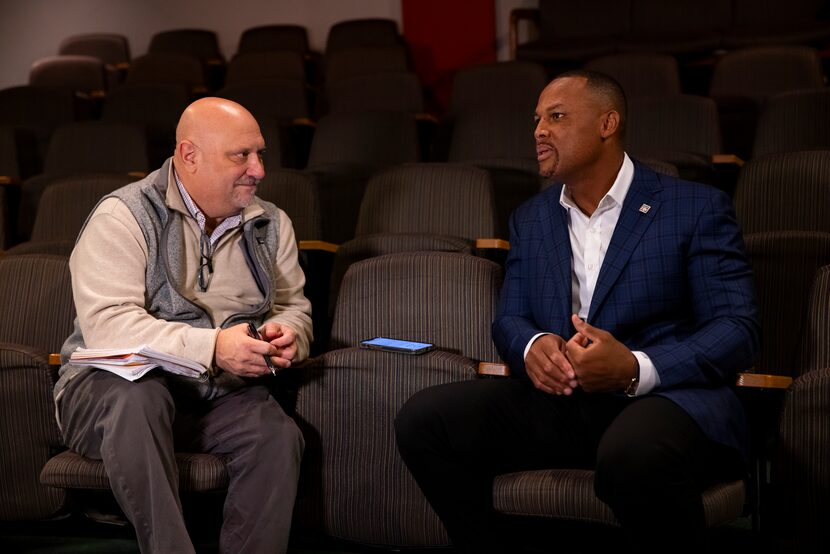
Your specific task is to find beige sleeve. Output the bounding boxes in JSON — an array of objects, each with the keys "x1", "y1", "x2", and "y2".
[
  {"x1": 263, "y1": 209, "x2": 313, "y2": 361},
  {"x1": 70, "y1": 198, "x2": 220, "y2": 369}
]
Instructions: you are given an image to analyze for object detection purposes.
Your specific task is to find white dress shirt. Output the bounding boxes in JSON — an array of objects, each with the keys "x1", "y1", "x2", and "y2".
[{"x1": 524, "y1": 154, "x2": 659, "y2": 395}]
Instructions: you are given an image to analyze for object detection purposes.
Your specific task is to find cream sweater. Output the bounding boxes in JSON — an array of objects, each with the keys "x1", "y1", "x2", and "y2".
[{"x1": 69, "y1": 164, "x2": 313, "y2": 371}]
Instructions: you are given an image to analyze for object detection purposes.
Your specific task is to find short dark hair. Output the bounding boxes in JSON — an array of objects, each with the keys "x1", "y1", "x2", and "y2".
[{"x1": 553, "y1": 69, "x2": 627, "y2": 136}]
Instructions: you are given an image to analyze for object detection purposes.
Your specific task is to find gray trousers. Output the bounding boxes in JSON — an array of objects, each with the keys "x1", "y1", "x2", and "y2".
[{"x1": 59, "y1": 369, "x2": 304, "y2": 554}]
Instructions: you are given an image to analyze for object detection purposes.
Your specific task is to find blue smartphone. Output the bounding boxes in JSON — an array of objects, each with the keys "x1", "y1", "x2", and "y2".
[{"x1": 360, "y1": 337, "x2": 434, "y2": 355}]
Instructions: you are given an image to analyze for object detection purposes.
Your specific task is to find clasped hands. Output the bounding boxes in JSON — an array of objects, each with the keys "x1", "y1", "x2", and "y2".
[
  {"x1": 525, "y1": 314, "x2": 638, "y2": 396},
  {"x1": 214, "y1": 322, "x2": 297, "y2": 378}
]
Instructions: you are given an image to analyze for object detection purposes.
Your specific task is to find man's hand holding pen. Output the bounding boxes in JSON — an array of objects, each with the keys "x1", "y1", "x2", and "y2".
[{"x1": 214, "y1": 322, "x2": 297, "y2": 378}]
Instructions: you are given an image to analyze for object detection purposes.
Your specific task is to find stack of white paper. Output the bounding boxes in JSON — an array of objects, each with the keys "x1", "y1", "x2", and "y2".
[{"x1": 71, "y1": 346, "x2": 207, "y2": 382}]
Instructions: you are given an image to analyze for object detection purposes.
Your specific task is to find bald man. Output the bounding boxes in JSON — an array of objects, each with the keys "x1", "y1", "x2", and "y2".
[{"x1": 55, "y1": 98, "x2": 312, "y2": 553}]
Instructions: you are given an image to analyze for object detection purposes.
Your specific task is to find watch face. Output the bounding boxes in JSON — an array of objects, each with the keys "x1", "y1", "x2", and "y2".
[{"x1": 625, "y1": 377, "x2": 639, "y2": 396}]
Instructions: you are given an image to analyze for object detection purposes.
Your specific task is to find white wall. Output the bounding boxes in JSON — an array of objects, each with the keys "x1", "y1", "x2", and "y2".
[{"x1": 0, "y1": 0, "x2": 534, "y2": 90}]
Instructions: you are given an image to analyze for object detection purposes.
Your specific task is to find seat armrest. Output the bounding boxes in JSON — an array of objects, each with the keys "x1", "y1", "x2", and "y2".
[
  {"x1": 479, "y1": 361, "x2": 510, "y2": 377},
  {"x1": 711, "y1": 154, "x2": 744, "y2": 197},
  {"x1": 735, "y1": 372, "x2": 792, "y2": 390},
  {"x1": 712, "y1": 153, "x2": 745, "y2": 167},
  {"x1": 475, "y1": 238, "x2": 510, "y2": 266},
  {"x1": 292, "y1": 117, "x2": 316, "y2": 128},
  {"x1": 475, "y1": 238, "x2": 509, "y2": 251},
  {"x1": 510, "y1": 8, "x2": 541, "y2": 59},
  {"x1": 299, "y1": 240, "x2": 338, "y2": 254}
]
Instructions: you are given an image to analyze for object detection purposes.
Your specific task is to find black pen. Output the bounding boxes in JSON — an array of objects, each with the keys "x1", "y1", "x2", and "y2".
[{"x1": 247, "y1": 322, "x2": 278, "y2": 376}]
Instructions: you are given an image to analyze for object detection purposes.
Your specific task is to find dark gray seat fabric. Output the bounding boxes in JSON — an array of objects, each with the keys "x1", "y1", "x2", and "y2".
[
  {"x1": 7, "y1": 172, "x2": 135, "y2": 256},
  {"x1": 320, "y1": 163, "x2": 496, "y2": 349},
  {"x1": 237, "y1": 25, "x2": 309, "y2": 55},
  {"x1": 584, "y1": 53, "x2": 681, "y2": 99},
  {"x1": 493, "y1": 470, "x2": 745, "y2": 527},
  {"x1": 42, "y1": 122, "x2": 149, "y2": 175},
  {"x1": 294, "y1": 252, "x2": 502, "y2": 546},
  {"x1": 217, "y1": 79, "x2": 310, "y2": 122},
  {"x1": 29, "y1": 55, "x2": 108, "y2": 96},
  {"x1": 626, "y1": 94, "x2": 723, "y2": 185},
  {"x1": 41, "y1": 451, "x2": 229, "y2": 492},
  {"x1": 324, "y1": 45, "x2": 409, "y2": 83},
  {"x1": 618, "y1": 0, "x2": 730, "y2": 54},
  {"x1": 148, "y1": 29, "x2": 223, "y2": 64},
  {"x1": 709, "y1": 46, "x2": 824, "y2": 107},
  {"x1": 353, "y1": 163, "x2": 497, "y2": 240},
  {"x1": 255, "y1": 168, "x2": 322, "y2": 242},
  {"x1": 306, "y1": 112, "x2": 420, "y2": 244},
  {"x1": 801, "y1": 266, "x2": 830, "y2": 373},
  {"x1": 324, "y1": 72, "x2": 424, "y2": 115},
  {"x1": 126, "y1": 53, "x2": 207, "y2": 94},
  {"x1": 745, "y1": 231, "x2": 830, "y2": 375},
  {"x1": 325, "y1": 18, "x2": 401, "y2": 53},
  {"x1": 709, "y1": 46, "x2": 825, "y2": 158},
  {"x1": 328, "y1": 251, "x2": 502, "y2": 361},
  {"x1": 633, "y1": 157, "x2": 680, "y2": 178},
  {"x1": 446, "y1": 111, "x2": 540, "y2": 237},
  {"x1": 752, "y1": 89, "x2": 830, "y2": 158},
  {"x1": 0, "y1": 254, "x2": 74, "y2": 521},
  {"x1": 225, "y1": 51, "x2": 307, "y2": 85},
  {"x1": 59, "y1": 33, "x2": 130, "y2": 67},
  {"x1": 450, "y1": 61, "x2": 547, "y2": 116},
  {"x1": 17, "y1": 122, "x2": 149, "y2": 241},
  {"x1": 777, "y1": 264, "x2": 830, "y2": 553},
  {"x1": 516, "y1": 0, "x2": 628, "y2": 65},
  {"x1": 723, "y1": 0, "x2": 830, "y2": 49},
  {"x1": 734, "y1": 150, "x2": 830, "y2": 235},
  {"x1": 101, "y1": 83, "x2": 189, "y2": 168},
  {"x1": 0, "y1": 85, "x2": 87, "y2": 168}
]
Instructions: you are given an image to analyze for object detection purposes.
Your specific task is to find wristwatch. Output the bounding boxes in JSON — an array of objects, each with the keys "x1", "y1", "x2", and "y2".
[{"x1": 624, "y1": 358, "x2": 640, "y2": 397}]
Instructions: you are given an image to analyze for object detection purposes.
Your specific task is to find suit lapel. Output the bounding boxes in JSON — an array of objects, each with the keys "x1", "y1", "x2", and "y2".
[
  {"x1": 588, "y1": 165, "x2": 662, "y2": 322},
  {"x1": 541, "y1": 186, "x2": 573, "y2": 324}
]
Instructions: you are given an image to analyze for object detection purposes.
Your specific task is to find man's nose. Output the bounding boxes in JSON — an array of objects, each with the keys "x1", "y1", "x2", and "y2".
[
  {"x1": 534, "y1": 120, "x2": 548, "y2": 140},
  {"x1": 248, "y1": 153, "x2": 265, "y2": 180}
]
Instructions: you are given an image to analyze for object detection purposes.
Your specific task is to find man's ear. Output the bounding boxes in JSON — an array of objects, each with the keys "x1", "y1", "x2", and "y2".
[
  {"x1": 600, "y1": 111, "x2": 620, "y2": 139},
  {"x1": 177, "y1": 140, "x2": 199, "y2": 173}
]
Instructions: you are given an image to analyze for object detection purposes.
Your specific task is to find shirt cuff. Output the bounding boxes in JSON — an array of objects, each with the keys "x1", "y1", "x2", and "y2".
[
  {"x1": 631, "y1": 351, "x2": 659, "y2": 395},
  {"x1": 524, "y1": 332, "x2": 551, "y2": 361}
]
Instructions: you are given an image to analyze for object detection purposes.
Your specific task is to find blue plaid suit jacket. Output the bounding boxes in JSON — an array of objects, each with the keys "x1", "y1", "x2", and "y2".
[{"x1": 492, "y1": 161, "x2": 760, "y2": 454}]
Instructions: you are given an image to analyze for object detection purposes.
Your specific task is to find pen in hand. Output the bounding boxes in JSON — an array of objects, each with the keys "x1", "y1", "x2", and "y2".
[{"x1": 247, "y1": 322, "x2": 278, "y2": 376}]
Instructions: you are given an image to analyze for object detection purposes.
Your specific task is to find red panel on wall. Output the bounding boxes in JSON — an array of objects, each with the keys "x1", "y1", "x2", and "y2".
[{"x1": 402, "y1": 0, "x2": 496, "y2": 114}]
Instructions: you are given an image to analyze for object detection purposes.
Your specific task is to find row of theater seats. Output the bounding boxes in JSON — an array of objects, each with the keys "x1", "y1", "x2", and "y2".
[
  {"x1": 22, "y1": 43, "x2": 830, "y2": 154},
  {"x1": 31, "y1": 19, "x2": 409, "y2": 97},
  {"x1": 3, "y1": 150, "x2": 830, "y2": 353},
  {"x1": 511, "y1": 0, "x2": 830, "y2": 67},
  {"x1": 0, "y1": 228, "x2": 828, "y2": 550},
  {"x1": 1, "y1": 74, "x2": 828, "y2": 251}
]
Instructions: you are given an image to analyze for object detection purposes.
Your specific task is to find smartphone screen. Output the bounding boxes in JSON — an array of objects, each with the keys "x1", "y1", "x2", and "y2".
[{"x1": 360, "y1": 337, "x2": 434, "y2": 354}]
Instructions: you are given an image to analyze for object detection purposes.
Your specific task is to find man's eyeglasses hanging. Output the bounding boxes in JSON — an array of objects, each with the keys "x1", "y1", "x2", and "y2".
[{"x1": 198, "y1": 233, "x2": 213, "y2": 292}]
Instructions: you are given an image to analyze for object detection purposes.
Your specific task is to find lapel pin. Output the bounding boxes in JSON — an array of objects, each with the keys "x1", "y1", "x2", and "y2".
[{"x1": 639, "y1": 203, "x2": 651, "y2": 214}]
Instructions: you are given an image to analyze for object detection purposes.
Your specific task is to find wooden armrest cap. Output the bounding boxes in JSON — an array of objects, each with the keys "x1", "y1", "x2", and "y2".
[
  {"x1": 735, "y1": 372, "x2": 792, "y2": 389},
  {"x1": 475, "y1": 238, "x2": 510, "y2": 250},
  {"x1": 298, "y1": 240, "x2": 338, "y2": 253},
  {"x1": 478, "y1": 362, "x2": 510, "y2": 377},
  {"x1": 712, "y1": 153, "x2": 744, "y2": 167}
]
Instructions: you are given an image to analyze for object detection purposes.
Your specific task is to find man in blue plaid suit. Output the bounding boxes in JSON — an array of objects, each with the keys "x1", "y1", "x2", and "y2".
[{"x1": 396, "y1": 70, "x2": 760, "y2": 553}]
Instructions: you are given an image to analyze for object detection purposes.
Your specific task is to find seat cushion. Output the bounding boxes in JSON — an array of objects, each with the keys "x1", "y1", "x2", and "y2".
[
  {"x1": 40, "y1": 450, "x2": 229, "y2": 492},
  {"x1": 493, "y1": 468, "x2": 745, "y2": 527}
]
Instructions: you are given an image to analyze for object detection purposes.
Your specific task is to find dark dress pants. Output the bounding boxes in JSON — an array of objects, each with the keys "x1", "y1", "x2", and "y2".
[
  {"x1": 394, "y1": 379, "x2": 744, "y2": 554},
  {"x1": 59, "y1": 369, "x2": 304, "y2": 554}
]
